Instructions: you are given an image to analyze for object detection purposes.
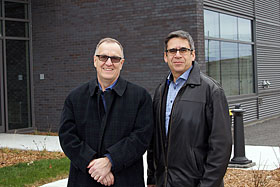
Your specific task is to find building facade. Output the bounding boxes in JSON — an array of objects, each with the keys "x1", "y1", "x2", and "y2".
[{"x1": 0, "y1": 0, "x2": 279, "y2": 132}]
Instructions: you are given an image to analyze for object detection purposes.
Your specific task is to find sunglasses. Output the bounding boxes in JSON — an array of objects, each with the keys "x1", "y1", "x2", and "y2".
[{"x1": 96, "y1": 55, "x2": 122, "y2": 63}]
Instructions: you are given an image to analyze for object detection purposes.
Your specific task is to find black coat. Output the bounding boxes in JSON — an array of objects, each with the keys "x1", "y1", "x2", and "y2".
[
  {"x1": 59, "y1": 77, "x2": 153, "y2": 187},
  {"x1": 147, "y1": 62, "x2": 232, "y2": 187}
]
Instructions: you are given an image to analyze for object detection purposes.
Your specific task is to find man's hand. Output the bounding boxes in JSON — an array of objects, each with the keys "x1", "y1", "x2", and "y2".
[
  {"x1": 100, "y1": 172, "x2": 114, "y2": 186},
  {"x1": 147, "y1": 185, "x2": 156, "y2": 187},
  {"x1": 87, "y1": 157, "x2": 112, "y2": 183}
]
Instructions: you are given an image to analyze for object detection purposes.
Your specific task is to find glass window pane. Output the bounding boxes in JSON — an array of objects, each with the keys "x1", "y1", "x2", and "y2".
[
  {"x1": 221, "y1": 42, "x2": 239, "y2": 96},
  {"x1": 5, "y1": 2, "x2": 28, "y2": 19},
  {"x1": 205, "y1": 40, "x2": 221, "y2": 82},
  {"x1": 0, "y1": 80, "x2": 2, "y2": 131},
  {"x1": 0, "y1": 1, "x2": 2, "y2": 17},
  {"x1": 220, "y1": 14, "x2": 238, "y2": 40},
  {"x1": 239, "y1": 44, "x2": 253, "y2": 94},
  {"x1": 204, "y1": 10, "x2": 219, "y2": 38},
  {"x1": 0, "y1": 21, "x2": 2, "y2": 37},
  {"x1": 0, "y1": 40, "x2": 3, "y2": 132},
  {"x1": 0, "y1": 96, "x2": 2, "y2": 129},
  {"x1": 5, "y1": 21, "x2": 29, "y2": 37},
  {"x1": 238, "y1": 18, "x2": 252, "y2": 42},
  {"x1": 6, "y1": 40, "x2": 31, "y2": 130}
]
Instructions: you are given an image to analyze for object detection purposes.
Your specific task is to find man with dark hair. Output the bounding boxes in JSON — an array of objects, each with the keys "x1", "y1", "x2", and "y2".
[
  {"x1": 59, "y1": 37, "x2": 153, "y2": 187},
  {"x1": 147, "y1": 30, "x2": 232, "y2": 187}
]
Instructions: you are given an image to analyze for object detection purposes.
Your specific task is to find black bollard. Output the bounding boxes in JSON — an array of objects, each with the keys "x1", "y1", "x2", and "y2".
[{"x1": 229, "y1": 104, "x2": 252, "y2": 165}]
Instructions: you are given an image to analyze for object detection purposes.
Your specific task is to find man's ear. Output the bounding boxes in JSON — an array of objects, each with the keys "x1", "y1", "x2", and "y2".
[
  {"x1": 93, "y1": 56, "x2": 97, "y2": 68},
  {"x1": 164, "y1": 52, "x2": 168, "y2": 63},
  {"x1": 191, "y1": 50, "x2": 196, "y2": 61},
  {"x1": 119, "y1": 59, "x2": 125, "y2": 70}
]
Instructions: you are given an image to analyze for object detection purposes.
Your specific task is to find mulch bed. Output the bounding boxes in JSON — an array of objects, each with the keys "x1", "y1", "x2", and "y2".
[
  {"x1": 224, "y1": 168, "x2": 280, "y2": 186},
  {"x1": 0, "y1": 148, "x2": 65, "y2": 168}
]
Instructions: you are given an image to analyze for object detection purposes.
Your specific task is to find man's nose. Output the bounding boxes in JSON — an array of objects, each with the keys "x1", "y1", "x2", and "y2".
[
  {"x1": 174, "y1": 50, "x2": 182, "y2": 57},
  {"x1": 105, "y1": 57, "x2": 113, "y2": 65}
]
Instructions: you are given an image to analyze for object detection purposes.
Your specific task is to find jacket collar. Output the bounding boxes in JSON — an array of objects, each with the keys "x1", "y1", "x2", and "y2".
[
  {"x1": 89, "y1": 76, "x2": 127, "y2": 97},
  {"x1": 186, "y1": 61, "x2": 201, "y2": 86},
  {"x1": 112, "y1": 76, "x2": 127, "y2": 96}
]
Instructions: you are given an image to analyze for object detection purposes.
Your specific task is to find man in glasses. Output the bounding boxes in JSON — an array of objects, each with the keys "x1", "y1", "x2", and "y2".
[
  {"x1": 147, "y1": 30, "x2": 232, "y2": 187},
  {"x1": 59, "y1": 38, "x2": 153, "y2": 187}
]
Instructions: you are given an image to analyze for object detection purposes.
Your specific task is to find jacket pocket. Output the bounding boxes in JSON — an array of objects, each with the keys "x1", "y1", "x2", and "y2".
[{"x1": 191, "y1": 149, "x2": 203, "y2": 177}]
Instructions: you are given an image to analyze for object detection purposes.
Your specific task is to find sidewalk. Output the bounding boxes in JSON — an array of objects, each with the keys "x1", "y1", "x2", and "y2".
[
  {"x1": 0, "y1": 133, "x2": 280, "y2": 187},
  {"x1": 0, "y1": 133, "x2": 62, "y2": 152}
]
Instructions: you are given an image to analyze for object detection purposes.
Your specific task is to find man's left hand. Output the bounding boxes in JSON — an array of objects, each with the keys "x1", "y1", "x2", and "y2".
[
  {"x1": 100, "y1": 172, "x2": 114, "y2": 186},
  {"x1": 87, "y1": 157, "x2": 112, "y2": 182}
]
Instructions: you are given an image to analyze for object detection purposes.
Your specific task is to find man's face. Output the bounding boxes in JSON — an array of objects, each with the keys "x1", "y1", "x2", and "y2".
[
  {"x1": 94, "y1": 42, "x2": 124, "y2": 84},
  {"x1": 164, "y1": 37, "x2": 195, "y2": 79}
]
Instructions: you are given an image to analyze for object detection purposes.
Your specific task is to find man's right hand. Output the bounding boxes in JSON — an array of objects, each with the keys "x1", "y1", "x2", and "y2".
[{"x1": 147, "y1": 185, "x2": 156, "y2": 187}]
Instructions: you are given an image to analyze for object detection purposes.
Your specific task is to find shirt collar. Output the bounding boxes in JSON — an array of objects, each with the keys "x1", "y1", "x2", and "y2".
[
  {"x1": 98, "y1": 79, "x2": 118, "y2": 91},
  {"x1": 167, "y1": 65, "x2": 193, "y2": 83},
  {"x1": 89, "y1": 76, "x2": 127, "y2": 97}
]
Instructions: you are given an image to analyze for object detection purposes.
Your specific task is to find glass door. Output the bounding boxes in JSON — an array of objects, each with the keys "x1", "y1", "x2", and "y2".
[
  {"x1": 0, "y1": 93, "x2": 3, "y2": 132},
  {"x1": 6, "y1": 40, "x2": 31, "y2": 130},
  {"x1": 4, "y1": 0, "x2": 32, "y2": 131},
  {"x1": 0, "y1": 39, "x2": 4, "y2": 133},
  {"x1": 0, "y1": 86, "x2": 3, "y2": 133}
]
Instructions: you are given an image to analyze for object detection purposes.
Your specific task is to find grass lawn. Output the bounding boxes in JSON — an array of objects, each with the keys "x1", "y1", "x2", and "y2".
[{"x1": 0, "y1": 157, "x2": 70, "y2": 187}]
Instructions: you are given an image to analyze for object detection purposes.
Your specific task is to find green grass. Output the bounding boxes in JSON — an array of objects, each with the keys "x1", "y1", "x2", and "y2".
[{"x1": 0, "y1": 157, "x2": 70, "y2": 187}]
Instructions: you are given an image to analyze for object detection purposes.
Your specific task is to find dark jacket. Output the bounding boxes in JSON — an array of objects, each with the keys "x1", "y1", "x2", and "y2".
[
  {"x1": 59, "y1": 76, "x2": 153, "y2": 187},
  {"x1": 147, "y1": 62, "x2": 232, "y2": 187}
]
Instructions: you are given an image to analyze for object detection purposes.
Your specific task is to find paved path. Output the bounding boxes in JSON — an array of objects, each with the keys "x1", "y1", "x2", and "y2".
[
  {"x1": 0, "y1": 133, "x2": 62, "y2": 152},
  {"x1": 245, "y1": 115, "x2": 280, "y2": 146}
]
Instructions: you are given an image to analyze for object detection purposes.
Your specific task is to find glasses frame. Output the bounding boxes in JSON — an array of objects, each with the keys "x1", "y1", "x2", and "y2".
[
  {"x1": 165, "y1": 47, "x2": 193, "y2": 55},
  {"x1": 96, "y1": 55, "x2": 122, "y2": 63}
]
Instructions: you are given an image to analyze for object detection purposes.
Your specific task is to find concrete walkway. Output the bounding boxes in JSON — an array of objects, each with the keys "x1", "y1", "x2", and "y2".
[
  {"x1": 0, "y1": 133, "x2": 279, "y2": 187},
  {"x1": 0, "y1": 133, "x2": 62, "y2": 152}
]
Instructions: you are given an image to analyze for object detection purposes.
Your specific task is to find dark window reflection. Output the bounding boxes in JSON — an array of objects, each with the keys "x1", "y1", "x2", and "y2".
[
  {"x1": 239, "y1": 44, "x2": 253, "y2": 94},
  {"x1": 0, "y1": 21, "x2": 2, "y2": 37},
  {"x1": 5, "y1": 2, "x2": 28, "y2": 19},
  {"x1": 6, "y1": 40, "x2": 31, "y2": 130},
  {"x1": 238, "y1": 18, "x2": 252, "y2": 42},
  {"x1": 220, "y1": 14, "x2": 237, "y2": 40},
  {"x1": 5, "y1": 21, "x2": 28, "y2": 37},
  {"x1": 0, "y1": 84, "x2": 2, "y2": 129},
  {"x1": 0, "y1": 2, "x2": 2, "y2": 17},
  {"x1": 205, "y1": 40, "x2": 221, "y2": 83},
  {"x1": 221, "y1": 42, "x2": 239, "y2": 96},
  {"x1": 204, "y1": 10, "x2": 219, "y2": 38}
]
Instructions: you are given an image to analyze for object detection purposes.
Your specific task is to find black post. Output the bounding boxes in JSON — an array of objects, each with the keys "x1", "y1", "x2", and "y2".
[{"x1": 230, "y1": 104, "x2": 252, "y2": 165}]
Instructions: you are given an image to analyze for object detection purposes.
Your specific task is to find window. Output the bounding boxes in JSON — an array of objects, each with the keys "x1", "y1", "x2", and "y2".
[{"x1": 204, "y1": 9, "x2": 254, "y2": 96}]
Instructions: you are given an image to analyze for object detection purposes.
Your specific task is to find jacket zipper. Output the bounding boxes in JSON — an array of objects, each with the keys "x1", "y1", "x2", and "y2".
[
  {"x1": 164, "y1": 84, "x2": 188, "y2": 187},
  {"x1": 158, "y1": 83, "x2": 168, "y2": 187}
]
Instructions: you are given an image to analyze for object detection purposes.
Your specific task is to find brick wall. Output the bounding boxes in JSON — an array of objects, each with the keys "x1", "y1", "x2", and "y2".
[{"x1": 32, "y1": 0, "x2": 204, "y2": 131}]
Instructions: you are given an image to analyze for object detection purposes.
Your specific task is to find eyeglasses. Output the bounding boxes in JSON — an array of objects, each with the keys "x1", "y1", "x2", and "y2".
[
  {"x1": 96, "y1": 55, "x2": 122, "y2": 63},
  {"x1": 165, "y1": 47, "x2": 193, "y2": 55}
]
